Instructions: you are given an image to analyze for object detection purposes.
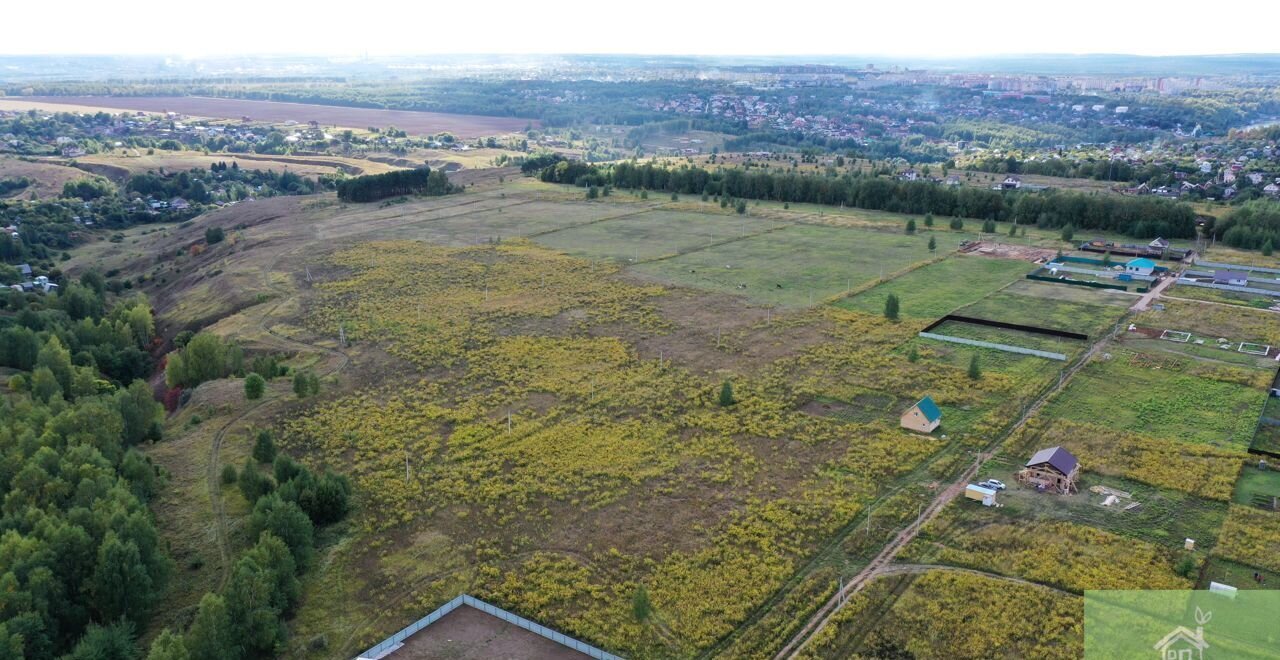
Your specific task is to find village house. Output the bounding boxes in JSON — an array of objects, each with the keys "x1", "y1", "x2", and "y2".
[
  {"x1": 1000, "y1": 175, "x2": 1022, "y2": 190},
  {"x1": 1264, "y1": 183, "x2": 1280, "y2": 197},
  {"x1": 900, "y1": 396, "x2": 942, "y2": 434},
  {"x1": 1125, "y1": 258, "x2": 1156, "y2": 276},
  {"x1": 1214, "y1": 270, "x2": 1249, "y2": 286},
  {"x1": 1018, "y1": 446, "x2": 1080, "y2": 494}
]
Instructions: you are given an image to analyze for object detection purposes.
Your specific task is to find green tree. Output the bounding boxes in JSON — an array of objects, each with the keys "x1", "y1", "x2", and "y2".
[
  {"x1": 146, "y1": 629, "x2": 189, "y2": 660},
  {"x1": 204, "y1": 227, "x2": 225, "y2": 244},
  {"x1": 928, "y1": 236, "x2": 937, "y2": 252},
  {"x1": 238, "y1": 459, "x2": 273, "y2": 502},
  {"x1": 247, "y1": 494, "x2": 315, "y2": 569},
  {"x1": 37, "y1": 335, "x2": 74, "y2": 396},
  {"x1": 905, "y1": 218, "x2": 916, "y2": 234},
  {"x1": 632, "y1": 585, "x2": 651, "y2": 622},
  {"x1": 185, "y1": 594, "x2": 237, "y2": 660},
  {"x1": 221, "y1": 464, "x2": 238, "y2": 485},
  {"x1": 982, "y1": 219, "x2": 996, "y2": 233},
  {"x1": 718, "y1": 381, "x2": 735, "y2": 407},
  {"x1": 924, "y1": 213, "x2": 934, "y2": 228},
  {"x1": 949, "y1": 217, "x2": 964, "y2": 230},
  {"x1": 292, "y1": 369, "x2": 319, "y2": 399},
  {"x1": 116, "y1": 380, "x2": 163, "y2": 446},
  {"x1": 735, "y1": 200, "x2": 747, "y2": 214},
  {"x1": 1060, "y1": 224, "x2": 1075, "y2": 241},
  {"x1": 31, "y1": 366, "x2": 62, "y2": 403},
  {"x1": 253, "y1": 430, "x2": 277, "y2": 464},
  {"x1": 66, "y1": 621, "x2": 138, "y2": 660},
  {"x1": 1008, "y1": 221, "x2": 1018, "y2": 237},
  {"x1": 884, "y1": 293, "x2": 900, "y2": 321},
  {"x1": 243, "y1": 373, "x2": 266, "y2": 400},
  {"x1": 89, "y1": 532, "x2": 155, "y2": 626},
  {"x1": 968, "y1": 353, "x2": 982, "y2": 380},
  {"x1": 1263, "y1": 239, "x2": 1274, "y2": 256}
]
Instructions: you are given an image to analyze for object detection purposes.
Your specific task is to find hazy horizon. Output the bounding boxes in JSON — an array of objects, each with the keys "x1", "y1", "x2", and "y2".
[{"x1": 7, "y1": 0, "x2": 1277, "y2": 59}]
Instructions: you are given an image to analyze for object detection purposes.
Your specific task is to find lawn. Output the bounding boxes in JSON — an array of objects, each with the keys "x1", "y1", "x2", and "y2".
[
  {"x1": 366, "y1": 199, "x2": 641, "y2": 245},
  {"x1": 1041, "y1": 349, "x2": 1269, "y2": 450},
  {"x1": 536, "y1": 209, "x2": 786, "y2": 262},
  {"x1": 836, "y1": 254, "x2": 1031, "y2": 319},
  {"x1": 953, "y1": 280, "x2": 1131, "y2": 337},
  {"x1": 1199, "y1": 557, "x2": 1280, "y2": 590},
  {"x1": 1133, "y1": 298, "x2": 1280, "y2": 347},
  {"x1": 1232, "y1": 464, "x2": 1280, "y2": 508},
  {"x1": 632, "y1": 223, "x2": 941, "y2": 307}
]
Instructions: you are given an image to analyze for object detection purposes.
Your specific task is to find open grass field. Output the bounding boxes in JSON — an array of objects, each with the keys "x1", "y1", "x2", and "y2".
[
  {"x1": 9, "y1": 96, "x2": 535, "y2": 137},
  {"x1": 1040, "y1": 349, "x2": 1269, "y2": 450},
  {"x1": 835, "y1": 254, "x2": 1031, "y2": 319},
  {"x1": 633, "y1": 222, "x2": 942, "y2": 307},
  {"x1": 0, "y1": 156, "x2": 102, "y2": 198},
  {"x1": 537, "y1": 208, "x2": 787, "y2": 263},
  {"x1": 77, "y1": 175, "x2": 1278, "y2": 660}
]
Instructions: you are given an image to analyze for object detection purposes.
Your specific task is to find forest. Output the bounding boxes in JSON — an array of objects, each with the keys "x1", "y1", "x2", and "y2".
[
  {"x1": 548, "y1": 160, "x2": 1199, "y2": 238},
  {"x1": 1207, "y1": 200, "x2": 1280, "y2": 250},
  {"x1": 335, "y1": 167, "x2": 452, "y2": 203}
]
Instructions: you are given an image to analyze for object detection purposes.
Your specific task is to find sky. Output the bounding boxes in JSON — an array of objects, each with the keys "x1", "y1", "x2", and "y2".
[{"x1": 4, "y1": 0, "x2": 1276, "y2": 58}]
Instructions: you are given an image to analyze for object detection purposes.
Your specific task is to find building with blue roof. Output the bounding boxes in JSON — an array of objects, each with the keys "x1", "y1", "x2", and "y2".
[
  {"x1": 1125, "y1": 258, "x2": 1156, "y2": 276},
  {"x1": 900, "y1": 395, "x2": 942, "y2": 433}
]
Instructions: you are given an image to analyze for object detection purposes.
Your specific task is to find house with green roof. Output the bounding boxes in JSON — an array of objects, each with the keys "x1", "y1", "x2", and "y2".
[{"x1": 900, "y1": 395, "x2": 942, "y2": 434}]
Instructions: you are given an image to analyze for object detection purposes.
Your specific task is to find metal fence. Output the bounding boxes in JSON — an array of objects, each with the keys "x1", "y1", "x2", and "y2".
[
  {"x1": 355, "y1": 594, "x2": 624, "y2": 660},
  {"x1": 918, "y1": 331, "x2": 1068, "y2": 361},
  {"x1": 1194, "y1": 260, "x2": 1280, "y2": 275},
  {"x1": 1176, "y1": 278, "x2": 1280, "y2": 298}
]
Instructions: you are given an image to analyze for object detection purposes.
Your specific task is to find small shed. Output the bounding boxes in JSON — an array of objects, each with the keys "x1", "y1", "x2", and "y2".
[
  {"x1": 1213, "y1": 270, "x2": 1249, "y2": 286},
  {"x1": 1125, "y1": 258, "x2": 1156, "y2": 276},
  {"x1": 900, "y1": 396, "x2": 942, "y2": 434},
  {"x1": 965, "y1": 484, "x2": 997, "y2": 506},
  {"x1": 1018, "y1": 446, "x2": 1080, "y2": 494}
]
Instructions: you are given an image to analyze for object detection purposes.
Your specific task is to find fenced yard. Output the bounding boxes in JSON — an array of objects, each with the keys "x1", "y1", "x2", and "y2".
[
  {"x1": 836, "y1": 255, "x2": 1031, "y2": 319},
  {"x1": 1041, "y1": 350, "x2": 1269, "y2": 450}
]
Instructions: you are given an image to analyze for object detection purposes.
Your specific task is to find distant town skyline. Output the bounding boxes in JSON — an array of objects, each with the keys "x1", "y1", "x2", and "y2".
[{"x1": 5, "y1": 0, "x2": 1277, "y2": 59}]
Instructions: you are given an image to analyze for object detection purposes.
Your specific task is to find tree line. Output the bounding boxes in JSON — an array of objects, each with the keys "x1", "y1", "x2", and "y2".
[
  {"x1": 1207, "y1": 200, "x2": 1280, "y2": 251},
  {"x1": 335, "y1": 167, "x2": 453, "y2": 203},
  {"x1": 554, "y1": 160, "x2": 1198, "y2": 239},
  {"x1": 0, "y1": 283, "x2": 168, "y2": 658}
]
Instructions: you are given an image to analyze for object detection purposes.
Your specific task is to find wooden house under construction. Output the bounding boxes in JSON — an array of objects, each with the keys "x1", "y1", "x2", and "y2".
[{"x1": 1017, "y1": 446, "x2": 1080, "y2": 494}]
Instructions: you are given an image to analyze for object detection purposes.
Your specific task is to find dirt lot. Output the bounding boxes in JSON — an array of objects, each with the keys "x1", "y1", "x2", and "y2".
[
  {"x1": 0, "y1": 157, "x2": 100, "y2": 199},
  {"x1": 9, "y1": 96, "x2": 535, "y2": 138},
  {"x1": 387, "y1": 606, "x2": 587, "y2": 660},
  {"x1": 960, "y1": 240, "x2": 1059, "y2": 262}
]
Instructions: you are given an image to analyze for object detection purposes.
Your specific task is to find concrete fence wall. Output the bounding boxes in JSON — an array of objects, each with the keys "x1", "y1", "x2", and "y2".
[
  {"x1": 1177, "y1": 278, "x2": 1280, "y2": 298},
  {"x1": 918, "y1": 331, "x2": 1068, "y2": 361}
]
